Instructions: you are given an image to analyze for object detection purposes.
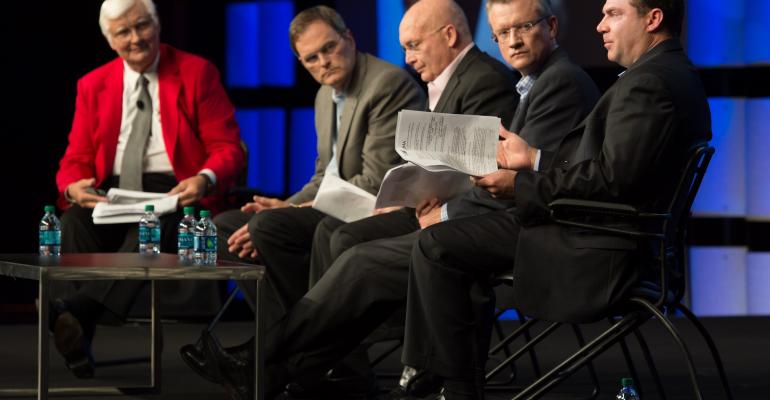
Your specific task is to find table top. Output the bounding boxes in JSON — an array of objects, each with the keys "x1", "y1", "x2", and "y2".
[{"x1": 0, "y1": 253, "x2": 264, "y2": 281}]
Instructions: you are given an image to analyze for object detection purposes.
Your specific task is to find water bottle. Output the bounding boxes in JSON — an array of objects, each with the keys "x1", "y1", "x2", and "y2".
[
  {"x1": 177, "y1": 206, "x2": 196, "y2": 263},
  {"x1": 39, "y1": 205, "x2": 61, "y2": 256},
  {"x1": 194, "y1": 210, "x2": 217, "y2": 265},
  {"x1": 139, "y1": 204, "x2": 161, "y2": 255},
  {"x1": 616, "y1": 378, "x2": 640, "y2": 400}
]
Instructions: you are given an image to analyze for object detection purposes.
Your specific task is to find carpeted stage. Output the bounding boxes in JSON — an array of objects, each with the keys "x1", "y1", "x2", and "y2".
[{"x1": 0, "y1": 317, "x2": 766, "y2": 399}]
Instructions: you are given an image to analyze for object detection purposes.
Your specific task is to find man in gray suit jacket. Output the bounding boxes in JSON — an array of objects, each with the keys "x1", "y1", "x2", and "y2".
[
  {"x1": 404, "y1": 0, "x2": 711, "y2": 397},
  {"x1": 189, "y1": 1, "x2": 598, "y2": 399},
  {"x1": 206, "y1": 6, "x2": 425, "y2": 324}
]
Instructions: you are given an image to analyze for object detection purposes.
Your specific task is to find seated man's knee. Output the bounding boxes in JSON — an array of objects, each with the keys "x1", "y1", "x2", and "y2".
[{"x1": 329, "y1": 226, "x2": 366, "y2": 261}]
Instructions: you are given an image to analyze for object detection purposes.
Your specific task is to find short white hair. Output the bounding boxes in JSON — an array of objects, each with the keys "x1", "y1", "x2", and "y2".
[{"x1": 99, "y1": 0, "x2": 159, "y2": 39}]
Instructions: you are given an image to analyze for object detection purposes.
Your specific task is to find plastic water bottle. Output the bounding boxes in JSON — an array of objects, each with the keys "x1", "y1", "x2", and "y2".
[
  {"x1": 194, "y1": 210, "x2": 217, "y2": 265},
  {"x1": 177, "y1": 206, "x2": 196, "y2": 263},
  {"x1": 39, "y1": 205, "x2": 61, "y2": 256},
  {"x1": 139, "y1": 204, "x2": 161, "y2": 254},
  {"x1": 616, "y1": 378, "x2": 640, "y2": 400}
]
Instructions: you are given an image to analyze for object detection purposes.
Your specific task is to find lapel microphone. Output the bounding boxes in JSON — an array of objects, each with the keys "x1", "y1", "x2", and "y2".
[{"x1": 137, "y1": 99, "x2": 145, "y2": 111}]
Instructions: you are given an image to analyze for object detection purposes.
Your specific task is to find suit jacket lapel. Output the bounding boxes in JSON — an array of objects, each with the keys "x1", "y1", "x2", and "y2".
[
  {"x1": 157, "y1": 45, "x2": 182, "y2": 167},
  {"x1": 335, "y1": 52, "x2": 366, "y2": 171},
  {"x1": 100, "y1": 59, "x2": 125, "y2": 177},
  {"x1": 433, "y1": 47, "x2": 479, "y2": 113}
]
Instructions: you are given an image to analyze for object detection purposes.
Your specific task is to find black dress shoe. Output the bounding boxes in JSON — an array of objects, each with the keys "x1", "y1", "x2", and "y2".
[
  {"x1": 180, "y1": 332, "x2": 255, "y2": 384},
  {"x1": 201, "y1": 331, "x2": 254, "y2": 400},
  {"x1": 52, "y1": 300, "x2": 95, "y2": 379}
]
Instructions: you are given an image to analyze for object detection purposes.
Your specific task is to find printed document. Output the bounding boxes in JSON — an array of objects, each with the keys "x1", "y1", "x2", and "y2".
[
  {"x1": 395, "y1": 110, "x2": 499, "y2": 176},
  {"x1": 92, "y1": 188, "x2": 179, "y2": 224},
  {"x1": 375, "y1": 163, "x2": 472, "y2": 209},
  {"x1": 312, "y1": 174, "x2": 376, "y2": 223}
]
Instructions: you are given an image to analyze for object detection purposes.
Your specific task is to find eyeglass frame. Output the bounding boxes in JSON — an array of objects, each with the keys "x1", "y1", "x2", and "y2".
[
  {"x1": 109, "y1": 18, "x2": 157, "y2": 43},
  {"x1": 400, "y1": 24, "x2": 450, "y2": 54},
  {"x1": 297, "y1": 32, "x2": 348, "y2": 66},
  {"x1": 491, "y1": 15, "x2": 550, "y2": 43}
]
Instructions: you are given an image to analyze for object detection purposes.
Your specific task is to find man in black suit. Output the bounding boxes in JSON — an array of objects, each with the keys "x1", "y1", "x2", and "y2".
[
  {"x1": 403, "y1": 0, "x2": 712, "y2": 398},
  {"x1": 192, "y1": 0, "x2": 600, "y2": 399}
]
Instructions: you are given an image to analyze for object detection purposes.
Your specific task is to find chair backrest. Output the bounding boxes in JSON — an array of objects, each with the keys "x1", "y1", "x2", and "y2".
[{"x1": 656, "y1": 144, "x2": 715, "y2": 305}]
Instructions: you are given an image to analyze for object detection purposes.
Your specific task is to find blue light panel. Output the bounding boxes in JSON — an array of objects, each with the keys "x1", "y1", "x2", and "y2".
[
  {"x1": 745, "y1": 1, "x2": 770, "y2": 63},
  {"x1": 691, "y1": 98, "x2": 746, "y2": 216},
  {"x1": 746, "y1": 99, "x2": 770, "y2": 218},
  {"x1": 377, "y1": 0, "x2": 405, "y2": 66},
  {"x1": 226, "y1": 3, "x2": 259, "y2": 87},
  {"x1": 289, "y1": 108, "x2": 318, "y2": 194},
  {"x1": 686, "y1": 0, "x2": 746, "y2": 66},
  {"x1": 689, "y1": 246, "x2": 748, "y2": 316},
  {"x1": 747, "y1": 252, "x2": 770, "y2": 316},
  {"x1": 236, "y1": 108, "x2": 286, "y2": 195},
  {"x1": 226, "y1": 1, "x2": 295, "y2": 88}
]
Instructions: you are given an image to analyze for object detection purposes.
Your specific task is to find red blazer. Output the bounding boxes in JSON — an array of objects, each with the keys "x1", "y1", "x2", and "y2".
[{"x1": 56, "y1": 44, "x2": 244, "y2": 214}]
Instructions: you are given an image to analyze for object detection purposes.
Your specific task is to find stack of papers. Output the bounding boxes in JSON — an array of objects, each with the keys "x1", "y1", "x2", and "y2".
[
  {"x1": 375, "y1": 163, "x2": 472, "y2": 209},
  {"x1": 312, "y1": 175, "x2": 376, "y2": 223},
  {"x1": 92, "y1": 188, "x2": 179, "y2": 224}
]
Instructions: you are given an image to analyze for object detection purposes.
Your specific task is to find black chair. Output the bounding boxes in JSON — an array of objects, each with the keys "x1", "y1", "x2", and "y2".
[{"x1": 505, "y1": 144, "x2": 732, "y2": 399}]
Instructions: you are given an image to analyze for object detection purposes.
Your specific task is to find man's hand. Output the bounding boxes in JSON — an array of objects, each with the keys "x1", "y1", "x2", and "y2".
[
  {"x1": 415, "y1": 198, "x2": 443, "y2": 229},
  {"x1": 473, "y1": 170, "x2": 518, "y2": 198},
  {"x1": 227, "y1": 224, "x2": 258, "y2": 259},
  {"x1": 168, "y1": 175, "x2": 208, "y2": 206},
  {"x1": 373, "y1": 206, "x2": 403, "y2": 215},
  {"x1": 66, "y1": 178, "x2": 108, "y2": 208},
  {"x1": 498, "y1": 126, "x2": 538, "y2": 170},
  {"x1": 241, "y1": 196, "x2": 290, "y2": 213}
]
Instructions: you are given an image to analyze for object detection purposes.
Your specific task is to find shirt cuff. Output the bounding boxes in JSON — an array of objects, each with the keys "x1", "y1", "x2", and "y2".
[
  {"x1": 533, "y1": 149, "x2": 542, "y2": 172},
  {"x1": 440, "y1": 203, "x2": 449, "y2": 222},
  {"x1": 198, "y1": 169, "x2": 217, "y2": 185}
]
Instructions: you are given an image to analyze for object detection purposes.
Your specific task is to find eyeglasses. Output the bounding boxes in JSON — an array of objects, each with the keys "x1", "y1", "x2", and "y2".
[
  {"x1": 110, "y1": 18, "x2": 155, "y2": 43},
  {"x1": 299, "y1": 36, "x2": 344, "y2": 66},
  {"x1": 401, "y1": 25, "x2": 448, "y2": 54},
  {"x1": 491, "y1": 16, "x2": 549, "y2": 43}
]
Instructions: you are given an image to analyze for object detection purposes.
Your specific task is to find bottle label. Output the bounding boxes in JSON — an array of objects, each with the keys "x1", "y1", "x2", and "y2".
[
  {"x1": 139, "y1": 226, "x2": 149, "y2": 244},
  {"x1": 178, "y1": 232, "x2": 194, "y2": 249},
  {"x1": 39, "y1": 230, "x2": 61, "y2": 246},
  {"x1": 194, "y1": 235, "x2": 217, "y2": 252}
]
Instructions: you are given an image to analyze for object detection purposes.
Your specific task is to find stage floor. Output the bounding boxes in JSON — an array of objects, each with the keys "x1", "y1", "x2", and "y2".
[{"x1": 0, "y1": 316, "x2": 766, "y2": 399}]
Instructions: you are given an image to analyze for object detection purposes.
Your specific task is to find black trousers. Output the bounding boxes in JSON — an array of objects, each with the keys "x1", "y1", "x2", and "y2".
[
  {"x1": 263, "y1": 230, "x2": 419, "y2": 384},
  {"x1": 57, "y1": 174, "x2": 182, "y2": 319},
  {"x1": 402, "y1": 210, "x2": 519, "y2": 381},
  {"x1": 309, "y1": 208, "x2": 419, "y2": 286}
]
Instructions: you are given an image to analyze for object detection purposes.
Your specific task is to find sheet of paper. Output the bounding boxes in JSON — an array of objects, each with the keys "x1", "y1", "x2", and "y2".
[
  {"x1": 395, "y1": 110, "x2": 499, "y2": 176},
  {"x1": 312, "y1": 174, "x2": 376, "y2": 223},
  {"x1": 106, "y1": 188, "x2": 168, "y2": 204},
  {"x1": 375, "y1": 163, "x2": 472, "y2": 209},
  {"x1": 92, "y1": 193, "x2": 179, "y2": 225}
]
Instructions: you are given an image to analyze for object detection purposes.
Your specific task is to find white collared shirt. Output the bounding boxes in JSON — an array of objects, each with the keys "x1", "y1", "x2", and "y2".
[
  {"x1": 113, "y1": 55, "x2": 173, "y2": 177},
  {"x1": 427, "y1": 43, "x2": 475, "y2": 111}
]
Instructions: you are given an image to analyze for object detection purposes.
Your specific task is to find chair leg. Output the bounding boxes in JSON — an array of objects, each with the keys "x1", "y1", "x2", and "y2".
[
  {"x1": 631, "y1": 298, "x2": 704, "y2": 400},
  {"x1": 571, "y1": 324, "x2": 599, "y2": 399},
  {"x1": 632, "y1": 328, "x2": 666, "y2": 400},
  {"x1": 205, "y1": 285, "x2": 240, "y2": 333},
  {"x1": 486, "y1": 321, "x2": 556, "y2": 382},
  {"x1": 486, "y1": 315, "x2": 517, "y2": 386},
  {"x1": 517, "y1": 310, "x2": 542, "y2": 377},
  {"x1": 675, "y1": 304, "x2": 734, "y2": 400},
  {"x1": 614, "y1": 326, "x2": 642, "y2": 397}
]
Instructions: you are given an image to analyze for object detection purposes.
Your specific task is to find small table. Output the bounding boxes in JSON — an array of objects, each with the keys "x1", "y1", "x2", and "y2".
[{"x1": 0, "y1": 253, "x2": 266, "y2": 400}]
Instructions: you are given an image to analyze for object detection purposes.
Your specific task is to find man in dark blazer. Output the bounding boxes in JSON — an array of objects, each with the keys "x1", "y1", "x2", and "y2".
[
  {"x1": 404, "y1": 0, "x2": 712, "y2": 398},
  {"x1": 190, "y1": 0, "x2": 599, "y2": 399},
  {"x1": 50, "y1": 0, "x2": 244, "y2": 379}
]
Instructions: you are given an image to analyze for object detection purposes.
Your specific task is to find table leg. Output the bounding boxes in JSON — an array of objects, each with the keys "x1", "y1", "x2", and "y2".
[
  {"x1": 254, "y1": 279, "x2": 264, "y2": 400},
  {"x1": 37, "y1": 272, "x2": 49, "y2": 400},
  {"x1": 150, "y1": 280, "x2": 162, "y2": 392}
]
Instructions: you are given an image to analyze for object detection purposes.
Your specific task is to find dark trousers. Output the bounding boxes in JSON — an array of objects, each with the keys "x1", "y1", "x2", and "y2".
[
  {"x1": 264, "y1": 230, "x2": 419, "y2": 384},
  {"x1": 57, "y1": 174, "x2": 182, "y2": 319},
  {"x1": 402, "y1": 210, "x2": 519, "y2": 381},
  {"x1": 309, "y1": 208, "x2": 419, "y2": 286}
]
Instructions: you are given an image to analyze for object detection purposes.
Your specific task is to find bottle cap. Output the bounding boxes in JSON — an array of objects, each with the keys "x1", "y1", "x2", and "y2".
[
  {"x1": 145, "y1": 204, "x2": 155, "y2": 212},
  {"x1": 44, "y1": 205, "x2": 55, "y2": 213},
  {"x1": 621, "y1": 378, "x2": 634, "y2": 387},
  {"x1": 200, "y1": 210, "x2": 211, "y2": 217},
  {"x1": 183, "y1": 206, "x2": 195, "y2": 215}
]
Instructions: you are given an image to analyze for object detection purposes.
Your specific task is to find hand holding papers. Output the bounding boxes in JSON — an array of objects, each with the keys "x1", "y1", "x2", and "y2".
[
  {"x1": 395, "y1": 110, "x2": 499, "y2": 176},
  {"x1": 312, "y1": 175, "x2": 376, "y2": 223},
  {"x1": 92, "y1": 188, "x2": 179, "y2": 224}
]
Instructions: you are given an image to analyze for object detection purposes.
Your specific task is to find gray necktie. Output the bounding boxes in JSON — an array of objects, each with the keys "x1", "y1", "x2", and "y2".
[{"x1": 119, "y1": 75, "x2": 152, "y2": 190}]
